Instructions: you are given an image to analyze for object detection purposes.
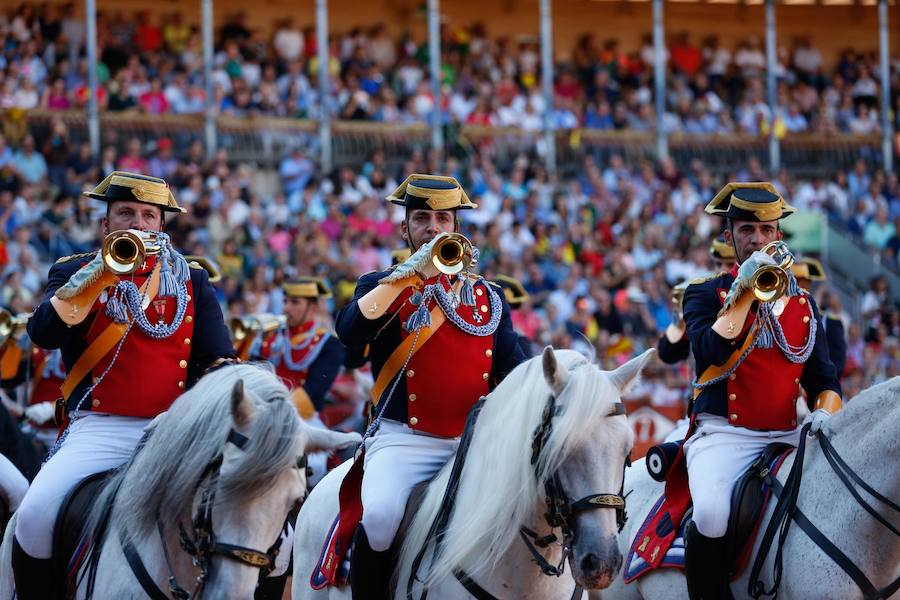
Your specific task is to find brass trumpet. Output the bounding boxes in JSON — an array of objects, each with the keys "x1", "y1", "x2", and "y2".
[
  {"x1": 101, "y1": 229, "x2": 161, "y2": 275},
  {"x1": 230, "y1": 313, "x2": 287, "y2": 343},
  {"x1": 0, "y1": 309, "x2": 29, "y2": 346},
  {"x1": 670, "y1": 281, "x2": 689, "y2": 325},
  {"x1": 750, "y1": 241, "x2": 795, "y2": 303},
  {"x1": 431, "y1": 233, "x2": 475, "y2": 275}
]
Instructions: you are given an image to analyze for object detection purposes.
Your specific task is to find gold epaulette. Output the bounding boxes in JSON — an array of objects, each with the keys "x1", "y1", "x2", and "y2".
[
  {"x1": 687, "y1": 271, "x2": 726, "y2": 287},
  {"x1": 54, "y1": 251, "x2": 97, "y2": 265},
  {"x1": 188, "y1": 261, "x2": 203, "y2": 270},
  {"x1": 487, "y1": 280, "x2": 502, "y2": 288}
]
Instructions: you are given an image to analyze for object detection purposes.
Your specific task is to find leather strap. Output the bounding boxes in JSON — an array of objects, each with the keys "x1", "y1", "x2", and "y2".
[
  {"x1": 0, "y1": 341, "x2": 22, "y2": 380},
  {"x1": 60, "y1": 268, "x2": 160, "y2": 401},
  {"x1": 369, "y1": 305, "x2": 446, "y2": 405},
  {"x1": 60, "y1": 321, "x2": 128, "y2": 401},
  {"x1": 453, "y1": 568, "x2": 584, "y2": 600},
  {"x1": 120, "y1": 530, "x2": 172, "y2": 600},
  {"x1": 693, "y1": 323, "x2": 757, "y2": 400},
  {"x1": 762, "y1": 473, "x2": 900, "y2": 600}
]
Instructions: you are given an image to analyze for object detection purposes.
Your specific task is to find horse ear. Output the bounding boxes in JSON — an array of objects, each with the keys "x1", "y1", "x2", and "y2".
[
  {"x1": 542, "y1": 346, "x2": 568, "y2": 395},
  {"x1": 230, "y1": 379, "x2": 254, "y2": 427},
  {"x1": 609, "y1": 349, "x2": 656, "y2": 394},
  {"x1": 304, "y1": 427, "x2": 362, "y2": 453}
]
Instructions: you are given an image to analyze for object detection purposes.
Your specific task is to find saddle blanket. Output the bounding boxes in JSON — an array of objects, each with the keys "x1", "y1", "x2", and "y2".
[
  {"x1": 310, "y1": 515, "x2": 353, "y2": 589},
  {"x1": 623, "y1": 496, "x2": 688, "y2": 582}
]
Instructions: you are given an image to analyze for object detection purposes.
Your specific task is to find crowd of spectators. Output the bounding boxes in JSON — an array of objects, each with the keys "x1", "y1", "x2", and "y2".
[
  {"x1": 0, "y1": 121, "x2": 898, "y2": 404},
  {"x1": 1, "y1": 3, "x2": 898, "y2": 138}
]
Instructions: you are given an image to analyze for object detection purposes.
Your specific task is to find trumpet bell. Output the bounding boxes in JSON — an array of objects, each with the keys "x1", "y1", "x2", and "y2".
[
  {"x1": 101, "y1": 229, "x2": 160, "y2": 275},
  {"x1": 431, "y1": 233, "x2": 474, "y2": 275},
  {"x1": 0, "y1": 309, "x2": 29, "y2": 346},
  {"x1": 751, "y1": 265, "x2": 788, "y2": 303},
  {"x1": 750, "y1": 241, "x2": 796, "y2": 303}
]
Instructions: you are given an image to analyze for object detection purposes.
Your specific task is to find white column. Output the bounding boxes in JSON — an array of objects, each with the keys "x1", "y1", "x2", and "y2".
[
  {"x1": 427, "y1": 0, "x2": 443, "y2": 154},
  {"x1": 540, "y1": 0, "x2": 556, "y2": 175},
  {"x1": 85, "y1": 0, "x2": 99, "y2": 158},
  {"x1": 652, "y1": 0, "x2": 667, "y2": 159},
  {"x1": 765, "y1": 0, "x2": 780, "y2": 172},
  {"x1": 202, "y1": 0, "x2": 216, "y2": 160},
  {"x1": 317, "y1": 0, "x2": 332, "y2": 173},
  {"x1": 879, "y1": 0, "x2": 893, "y2": 174}
]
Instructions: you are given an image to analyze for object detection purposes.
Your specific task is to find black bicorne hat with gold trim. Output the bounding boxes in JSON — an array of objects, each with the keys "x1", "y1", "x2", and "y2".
[
  {"x1": 495, "y1": 274, "x2": 529, "y2": 309},
  {"x1": 710, "y1": 236, "x2": 736, "y2": 261},
  {"x1": 282, "y1": 276, "x2": 332, "y2": 300},
  {"x1": 85, "y1": 171, "x2": 185, "y2": 213},
  {"x1": 386, "y1": 174, "x2": 477, "y2": 211},
  {"x1": 704, "y1": 182, "x2": 795, "y2": 222},
  {"x1": 791, "y1": 257, "x2": 826, "y2": 282}
]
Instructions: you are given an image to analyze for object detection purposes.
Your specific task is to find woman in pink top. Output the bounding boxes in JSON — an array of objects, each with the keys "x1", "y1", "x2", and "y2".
[{"x1": 41, "y1": 79, "x2": 71, "y2": 110}]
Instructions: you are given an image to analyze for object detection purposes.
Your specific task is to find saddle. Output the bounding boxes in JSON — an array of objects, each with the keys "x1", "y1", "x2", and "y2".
[
  {"x1": 52, "y1": 469, "x2": 116, "y2": 598},
  {"x1": 625, "y1": 442, "x2": 794, "y2": 582},
  {"x1": 725, "y1": 442, "x2": 794, "y2": 576}
]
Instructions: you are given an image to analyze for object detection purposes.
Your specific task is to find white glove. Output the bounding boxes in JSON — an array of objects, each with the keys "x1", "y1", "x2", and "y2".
[
  {"x1": 722, "y1": 250, "x2": 778, "y2": 311},
  {"x1": 803, "y1": 408, "x2": 831, "y2": 435},
  {"x1": 379, "y1": 233, "x2": 449, "y2": 284},
  {"x1": 24, "y1": 401, "x2": 56, "y2": 425}
]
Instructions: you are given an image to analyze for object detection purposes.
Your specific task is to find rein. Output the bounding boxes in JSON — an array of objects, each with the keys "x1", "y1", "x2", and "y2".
[
  {"x1": 408, "y1": 390, "x2": 629, "y2": 600},
  {"x1": 121, "y1": 428, "x2": 306, "y2": 599},
  {"x1": 750, "y1": 424, "x2": 900, "y2": 600}
]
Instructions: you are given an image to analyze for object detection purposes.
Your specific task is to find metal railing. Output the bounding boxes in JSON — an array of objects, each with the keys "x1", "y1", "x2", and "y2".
[{"x1": 21, "y1": 109, "x2": 885, "y2": 177}]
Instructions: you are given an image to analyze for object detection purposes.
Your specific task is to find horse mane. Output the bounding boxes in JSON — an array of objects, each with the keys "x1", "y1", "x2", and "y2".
[
  {"x1": 396, "y1": 349, "x2": 623, "y2": 589},
  {"x1": 86, "y1": 362, "x2": 303, "y2": 547}
]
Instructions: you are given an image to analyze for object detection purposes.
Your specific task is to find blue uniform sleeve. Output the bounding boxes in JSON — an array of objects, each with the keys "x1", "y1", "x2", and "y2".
[
  {"x1": 683, "y1": 280, "x2": 747, "y2": 367},
  {"x1": 825, "y1": 318, "x2": 846, "y2": 377},
  {"x1": 800, "y1": 298, "x2": 841, "y2": 407},
  {"x1": 490, "y1": 286, "x2": 529, "y2": 384},
  {"x1": 657, "y1": 333, "x2": 691, "y2": 365},
  {"x1": 304, "y1": 337, "x2": 346, "y2": 411},
  {"x1": 26, "y1": 261, "x2": 85, "y2": 349},
  {"x1": 334, "y1": 270, "x2": 393, "y2": 352},
  {"x1": 187, "y1": 267, "x2": 235, "y2": 384}
]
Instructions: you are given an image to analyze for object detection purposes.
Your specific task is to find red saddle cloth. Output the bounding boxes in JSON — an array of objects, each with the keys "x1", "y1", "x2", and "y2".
[{"x1": 310, "y1": 450, "x2": 365, "y2": 589}]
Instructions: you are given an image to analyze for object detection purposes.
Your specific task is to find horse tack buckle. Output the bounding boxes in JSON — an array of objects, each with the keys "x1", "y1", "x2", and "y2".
[{"x1": 230, "y1": 549, "x2": 271, "y2": 568}]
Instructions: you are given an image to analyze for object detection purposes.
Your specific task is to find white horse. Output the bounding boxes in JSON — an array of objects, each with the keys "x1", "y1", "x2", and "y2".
[
  {"x1": 293, "y1": 347, "x2": 655, "y2": 599},
  {"x1": 600, "y1": 377, "x2": 900, "y2": 600},
  {"x1": 0, "y1": 454, "x2": 28, "y2": 536},
  {"x1": 0, "y1": 362, "x2": 360, "y2": 599}
]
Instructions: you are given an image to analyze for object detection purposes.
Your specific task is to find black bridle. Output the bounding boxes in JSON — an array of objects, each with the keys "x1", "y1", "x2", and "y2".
[
  {"x1": 121, "y1": 428, "x2": 309, "y2": 600},
  {"x1": 453, "y1": 395, "x2": 630, "y2": 600}
]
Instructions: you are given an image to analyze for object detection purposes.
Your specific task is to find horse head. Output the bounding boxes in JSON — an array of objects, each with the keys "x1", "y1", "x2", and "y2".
[
  {"x1": 539, "y1": 346, "x2": 654, "y2": 590},
  {"x1": 201, "y1": 373, "x2": 360, "y2": 598}
]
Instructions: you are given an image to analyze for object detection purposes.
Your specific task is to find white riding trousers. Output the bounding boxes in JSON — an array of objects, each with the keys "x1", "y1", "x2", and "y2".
[
  {"x1": 684, "y1": 414, "x2": 800, "y2": 538},
  {"x1": 361, "y1": 419, "x2": 459, "y2": 552},
  {"x1": 14, "y1": 413, "x2": 149, "y2": 558}
]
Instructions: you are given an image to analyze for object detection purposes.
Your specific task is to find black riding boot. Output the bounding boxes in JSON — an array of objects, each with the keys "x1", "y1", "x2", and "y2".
[
  {"x1": 684, "y1": 521, "x2": 733, "y2": 600},
  {"x1": 12, "y1": 537, "x2": 58, "y2": 600},
  {"x1": 349, "y1": 526, "x2": 392, "y2": 600}
]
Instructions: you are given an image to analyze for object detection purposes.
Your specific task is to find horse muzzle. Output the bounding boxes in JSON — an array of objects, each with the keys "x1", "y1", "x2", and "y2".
[{"x1": 572, "y1": 535, "x2": 623, "y2": 590}]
